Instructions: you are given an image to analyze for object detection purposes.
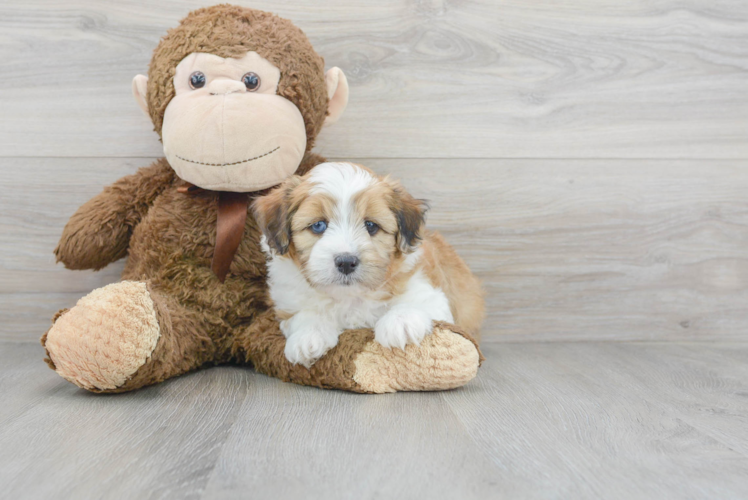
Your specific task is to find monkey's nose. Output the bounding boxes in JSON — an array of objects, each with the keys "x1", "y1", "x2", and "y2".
[
  {"x1": 334, "y1": 253, "x2": 360, "y2": 275},
  {"x1": 208, "y1": 79, "x2": 246, "y2": 95}
]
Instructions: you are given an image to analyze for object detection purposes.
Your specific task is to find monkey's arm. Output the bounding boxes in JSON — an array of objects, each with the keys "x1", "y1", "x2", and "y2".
[{"x1": 55, "y1": 159, "x2": 175, "y2": 270}]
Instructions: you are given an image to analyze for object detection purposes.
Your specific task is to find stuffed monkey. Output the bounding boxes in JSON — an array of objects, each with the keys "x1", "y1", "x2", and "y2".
[{"x1": 41, "y1": 5, "x2": 483, "y2": 394}]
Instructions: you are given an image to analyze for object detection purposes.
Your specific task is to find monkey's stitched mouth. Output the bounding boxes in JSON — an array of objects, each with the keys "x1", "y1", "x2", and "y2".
[{"x1": 175, "y1": 146, "x2": 280, "y2": 167}]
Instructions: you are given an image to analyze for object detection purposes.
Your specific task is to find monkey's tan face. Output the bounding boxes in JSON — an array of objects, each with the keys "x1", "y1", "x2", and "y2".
[{"x1": 161, "y1": 51, "x2": 307, "y2": 192}]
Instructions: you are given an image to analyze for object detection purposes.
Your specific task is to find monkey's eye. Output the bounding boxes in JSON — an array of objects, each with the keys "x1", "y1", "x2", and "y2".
[
  {"x1": 365, "y1": 221, "x2": 379, "y2": 236},
  {"x1": 310, "y1": 220, "x2": 327, "y2": 234},
  {"x1": 242, "y1": 72, "x2": 261, "y2": 91},
  {"x1": 189, "y1": 71, "x2": 206, "y2": 89}
]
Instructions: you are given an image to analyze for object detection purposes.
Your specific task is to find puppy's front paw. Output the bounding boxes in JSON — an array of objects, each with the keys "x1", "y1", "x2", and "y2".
[
  {"x1": 284, "y1": 331, "x2": 338, "y2": 368},
  {"x1": 374, "y1": 309, "x2": 433, "y2": 350},
  {"x1": 281, "y1": 312, "x2": 341, "y2": 368}
]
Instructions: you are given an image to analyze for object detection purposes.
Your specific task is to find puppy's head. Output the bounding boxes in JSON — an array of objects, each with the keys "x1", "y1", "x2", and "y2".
[{"x1": 252, "y1": 162, "x2": 428, "y2": 289}]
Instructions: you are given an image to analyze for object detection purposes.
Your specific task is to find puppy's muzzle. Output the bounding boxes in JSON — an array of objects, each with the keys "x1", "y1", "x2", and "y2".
[{"x1": 334, "y1": 253, "x2": 359, "y2": 275}]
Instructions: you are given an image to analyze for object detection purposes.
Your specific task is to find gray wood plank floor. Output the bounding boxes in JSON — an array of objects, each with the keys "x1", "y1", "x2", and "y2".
[{"x1": 2, "y1": 341, "x2": 747, "y2": 500}]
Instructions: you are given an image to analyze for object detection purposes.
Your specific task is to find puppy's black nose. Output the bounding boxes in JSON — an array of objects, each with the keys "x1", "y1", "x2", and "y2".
[{"x1": 335, "y1": 253, "x2": 359, "y2": 275}]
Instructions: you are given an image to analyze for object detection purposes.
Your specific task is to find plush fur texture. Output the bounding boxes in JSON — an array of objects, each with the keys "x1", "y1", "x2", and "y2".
[
  {"x1": 41, "y1": 5, "x2": 484, "y2": 394},
  {"x1": 42, "y1": 281, "x2": 161, "y2": 390},
  {"x1": 146, "y1": 4, "x2": 328, "y2": 149},
  {"x1": 254, "y1": 162, "x2": 485, "y2": 368},
  {"x1": 353, "y1": 323, "x2": 482, "y2": 393},
  {"x1": 159, "y1": 51, "x2": 312, "y2": 192}
]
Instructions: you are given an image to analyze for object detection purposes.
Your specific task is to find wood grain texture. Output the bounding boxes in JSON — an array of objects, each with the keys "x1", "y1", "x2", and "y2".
[
  {"x1": 1, "y1": 0, "x2": 747, "y2": 158},
  {"x1": 2, "y1": 157, "x2": 747, "y2": 342},
  {"x1": 3, "y1": 3, "x2": 747, "y2": 497},
  {"x1": 2, "y1": 342, "x2": 748, "y2": 499},
  {"x1": 201, "y1": 373, "x2": 502, "y2": 500},
  {"x1": 0, "y1": 343, "x2": 251, "y2": 500},
  {"x1": 366, "y1": 158, "x2": 748, "y2": 342},
  {"x1": 443, "y1": 342, "x2": 748, "y2": 499}
]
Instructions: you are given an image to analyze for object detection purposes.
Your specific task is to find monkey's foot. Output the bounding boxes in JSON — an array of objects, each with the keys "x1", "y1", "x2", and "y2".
[
  {"x1": 351, "y1": 322, "x2": 482, "y2": 393},
  {"x1": 41, "y1": 281, "x2": 161, "y2": 391}
]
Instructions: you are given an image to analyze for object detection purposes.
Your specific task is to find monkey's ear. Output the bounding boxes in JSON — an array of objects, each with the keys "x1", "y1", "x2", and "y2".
[
  {"x1": 323, "y1": 67, "x2": 349, "y2": 126},
  {"x1": 132, "y1": 75, "x2": 149, "y2": 116}
]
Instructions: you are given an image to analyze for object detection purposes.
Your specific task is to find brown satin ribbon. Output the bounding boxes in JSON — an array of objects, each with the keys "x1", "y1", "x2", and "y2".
[
  {"x1": 211, "y1": 191, "x2": 250, "y2": 283},
  {"x1": 178, "y1": 182, "x2": 277, "y2": 283},
  {"x1": 179, "y1": 182, "x2": 249, "y2": 282}
]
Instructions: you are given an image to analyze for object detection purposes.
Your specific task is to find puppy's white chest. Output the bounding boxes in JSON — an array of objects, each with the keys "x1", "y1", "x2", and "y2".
[
  {"x1": 266, "y1": 253, "x2": 389, "y2": 328},
  {"x1": 333, "y1": 294, "x2": 390, "y2": 330}
]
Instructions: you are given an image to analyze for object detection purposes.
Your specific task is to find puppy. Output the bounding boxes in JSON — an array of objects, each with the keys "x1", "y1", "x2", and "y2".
[{"x1": 252, "y1": 162, "x2": 484, "y2": 368}]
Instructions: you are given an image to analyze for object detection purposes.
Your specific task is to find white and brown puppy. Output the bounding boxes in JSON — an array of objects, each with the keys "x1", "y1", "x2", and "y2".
[{"x1": 253, "y1": 162, "x2": 484, "y2": 367}]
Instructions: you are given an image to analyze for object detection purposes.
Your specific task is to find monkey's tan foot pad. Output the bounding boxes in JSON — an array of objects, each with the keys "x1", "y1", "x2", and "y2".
[
  {"x1": 41, "y1": 281, "x2": 161, "y2": 391},
  {"x1": 352, "y1": 324, "x2": 483, "y2": 393}
]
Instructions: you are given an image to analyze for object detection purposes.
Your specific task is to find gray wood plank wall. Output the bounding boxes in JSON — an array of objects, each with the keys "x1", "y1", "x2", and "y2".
[{"x1": 1, "y1": 0, "x2": 747, "y2": 342}]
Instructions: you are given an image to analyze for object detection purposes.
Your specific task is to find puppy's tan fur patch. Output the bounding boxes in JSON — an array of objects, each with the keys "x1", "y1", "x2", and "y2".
[{"x1": 253, "y1": 162, "x2": 485, "y2": 346}]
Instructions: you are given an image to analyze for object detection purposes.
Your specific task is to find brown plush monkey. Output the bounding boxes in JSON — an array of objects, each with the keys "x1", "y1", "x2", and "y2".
[{"x1": 41, "y1": 5, "x2": 483, "y2": 394}]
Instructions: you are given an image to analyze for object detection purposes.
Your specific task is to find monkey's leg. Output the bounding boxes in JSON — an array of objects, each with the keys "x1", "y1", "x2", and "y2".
[
  {"x1": 41, "y1": 281, "x2": 215, "y2": 393},
  {"x1": 231, "y1": 310, "x2": 484, "y2": 393}
]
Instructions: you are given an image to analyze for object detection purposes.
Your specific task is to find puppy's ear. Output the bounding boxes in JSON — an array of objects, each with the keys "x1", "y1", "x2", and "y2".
[
  {"x1": 389, "y1": 183, "x2": 429, "y2": 253},
  {"x1": 252, "y1": 177, "x2": 301, "y2": 255}
]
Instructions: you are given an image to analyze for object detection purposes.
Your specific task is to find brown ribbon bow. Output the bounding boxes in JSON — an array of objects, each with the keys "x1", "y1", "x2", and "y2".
[{"x1": 178, "y1": 183, "x2": 249, "y2": 283}]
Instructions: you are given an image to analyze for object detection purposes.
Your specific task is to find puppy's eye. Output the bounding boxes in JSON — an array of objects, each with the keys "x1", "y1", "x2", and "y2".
[
  {"x1": 310, "y1": 220, "x2": 327, "y2": 234},
  {"x1": 189, "y1": 71, "x2": 206, "y2": 89},
  {"x1": 242, "y1": 72, "x2": 261, "y2": 91},
  {"x1": 365, "y1": 221, "x2": 379, "y2": 236}
]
